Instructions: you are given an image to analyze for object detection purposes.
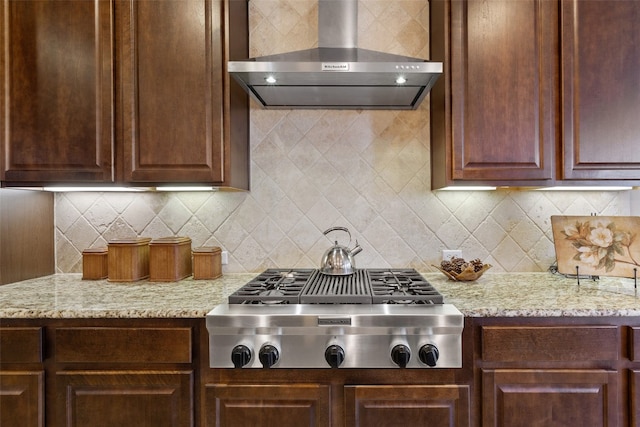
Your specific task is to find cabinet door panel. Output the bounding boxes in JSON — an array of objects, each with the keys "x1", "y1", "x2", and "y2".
[
  {"x1": 345, "y1": 384, "x2": 470, "y2": 427},
  {"x1": 117, "y1": 0, "x2": 224, "y2": 184},
  {"x1": 1, "y1": 0, "x2": 113, "y2": 183},
  {"x1": 483, "y1": 369, "x2": 618, "y2": 427},
  {"x1": 446, "y1": 0, "x2": 556, "y2": 182},
  {"x1": 631, "y1": 370, "x2": 640, "y2": 427},
  {"x1": 0, "y1": 371, "x2": 44, "y2": 427},
  {"x1": 562, "y1": 0, "x2": 640, "y2": 180},
  {"x1": 56, "y1": 370, "x2": 193, "y2": 427},
  {"x1": 205, "y1": 383, "x2": 330, "y2": 427}
]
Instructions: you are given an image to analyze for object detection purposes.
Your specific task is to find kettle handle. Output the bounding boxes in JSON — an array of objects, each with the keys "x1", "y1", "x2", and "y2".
[{"x1": 323, "y1": 226, "x2": 351, "y2": 244}]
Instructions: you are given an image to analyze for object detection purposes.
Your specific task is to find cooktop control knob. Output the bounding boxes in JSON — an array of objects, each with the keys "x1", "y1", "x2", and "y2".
[
  {"x1": 325, "y1": 344, "x2": 345, "y2": 368},
  {"x1": 419, "y1": 344, "x2": 440, "y2": 367},
  {"x1": 391, "y1": 344, "x2": 411, "y2": 368},
  {"x1": 259, "y1": 344, "x2": 279, "y2": 368},
  {"x1": 231, "y1": 345, "x2": 252, "y2": 368}
]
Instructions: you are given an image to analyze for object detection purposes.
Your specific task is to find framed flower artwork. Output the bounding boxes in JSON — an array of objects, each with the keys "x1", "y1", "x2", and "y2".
[{"x1": 551, "y1": 215, "x2": 640, "y2": 278}]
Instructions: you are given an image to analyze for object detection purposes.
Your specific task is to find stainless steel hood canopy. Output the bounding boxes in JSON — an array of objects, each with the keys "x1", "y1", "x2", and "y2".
[{"x1": 228, "y1": 0, "x2": 442, "y2": 110}]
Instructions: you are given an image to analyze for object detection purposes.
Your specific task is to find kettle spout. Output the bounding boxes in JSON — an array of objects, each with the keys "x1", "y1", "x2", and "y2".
[{"x1": 351, "y1": 241, "x2": 363, "y2": 257}]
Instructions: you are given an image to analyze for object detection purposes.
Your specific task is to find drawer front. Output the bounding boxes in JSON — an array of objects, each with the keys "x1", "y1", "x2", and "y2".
[
  {"x1": 481, "y1": 325, "x2": 619, "y2": 362},
  {"x1": 55, "y1": 327, "x2": 192, "y2": 363},
  {"x1": 0, "y1": 327, "x2": 43, "y2": 364}
]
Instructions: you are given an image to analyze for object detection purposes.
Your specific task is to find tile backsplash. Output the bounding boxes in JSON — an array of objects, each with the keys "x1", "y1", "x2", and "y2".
[{"x1": 54, "y1": 0, "x2": 631, "y2": 274}]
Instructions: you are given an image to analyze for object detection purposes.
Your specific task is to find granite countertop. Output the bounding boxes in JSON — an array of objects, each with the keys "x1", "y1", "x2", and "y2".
[{"x1": 2, "y1": 272, "x2": 640, "y2": 319}]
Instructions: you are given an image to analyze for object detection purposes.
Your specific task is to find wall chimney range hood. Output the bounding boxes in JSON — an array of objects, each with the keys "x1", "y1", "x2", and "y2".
[{"x1": 228, "y1": 0, "x2": 442, "y2": 110}]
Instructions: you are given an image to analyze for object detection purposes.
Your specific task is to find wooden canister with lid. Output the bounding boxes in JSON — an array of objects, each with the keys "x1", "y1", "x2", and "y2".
[
  {"x1": 82, "y1": 247, "x2": 108, "y2": 280},
  {"x1": 192, "y1": 246, "x2": 222, "y2": 279},
  {"x1": 107, "y1": 237, "x2": 152, "y2": 282},
  {"x1": 149, "y1": 236, "x2": 192, "y2": 282}
]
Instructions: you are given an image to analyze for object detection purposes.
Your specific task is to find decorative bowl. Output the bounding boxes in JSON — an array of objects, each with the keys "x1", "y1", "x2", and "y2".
[{"x1": 433, "y1": 263, "x2": 492, "y2": 281}]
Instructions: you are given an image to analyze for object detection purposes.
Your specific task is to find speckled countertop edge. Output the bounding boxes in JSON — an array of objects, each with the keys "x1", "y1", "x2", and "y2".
[
  {"x1": 2, "y1": 272, "x2": 640, "y2": 319},
  {"x1": 0, "y1": 273, "x2": 255, "y2": 319}
]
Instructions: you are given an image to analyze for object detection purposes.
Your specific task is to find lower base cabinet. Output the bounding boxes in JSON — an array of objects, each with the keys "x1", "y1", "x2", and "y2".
[
  {"x1": 482, "y1": 369, "x2": 619, "y2": 427},
  {"x1": 7, "y1": 317, "x2": 640, "y2": 426},
  {"x1": 344, "y1": 385, "x2": 470, "y2": 427},
  {"x1": 55, "y1": 370, "x2": 193, "y2": 427},
  {"x1": 205, "y1": 384, "x2": 331, "y2": 427},
  {"x1": 0, "y1": 371, "x2": 44, "y2": 427}
]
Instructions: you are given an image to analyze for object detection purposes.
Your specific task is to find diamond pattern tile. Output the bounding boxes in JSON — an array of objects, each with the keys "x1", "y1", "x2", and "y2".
[{"x1": 53, "y1": 0, "x2": 633, "y2": 274}]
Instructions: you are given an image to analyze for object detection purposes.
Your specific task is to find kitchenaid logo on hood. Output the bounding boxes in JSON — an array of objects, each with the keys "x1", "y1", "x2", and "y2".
[{"x1": 322, "y1": 62, "x2": 350, "y2": 71}]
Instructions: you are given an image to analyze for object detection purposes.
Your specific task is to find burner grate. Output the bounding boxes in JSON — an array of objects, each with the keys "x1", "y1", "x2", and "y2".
[
  {"x1": 368, "y1": 269, "x2": 444, "y2": 304},
  {"x1": 300, "y1": 270, "x2": 371, "y2": 304},
  {"x1": 228, "y1": 268, "x2": 444, "y2": 305},
  {"x1": 228, "y1": 269, "x2": 315, "y2": 304}
]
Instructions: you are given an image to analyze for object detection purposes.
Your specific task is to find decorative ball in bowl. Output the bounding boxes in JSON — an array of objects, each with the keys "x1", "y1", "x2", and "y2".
[{"x1": 433, "y1": 257, "x2": 492, "y2": 281}]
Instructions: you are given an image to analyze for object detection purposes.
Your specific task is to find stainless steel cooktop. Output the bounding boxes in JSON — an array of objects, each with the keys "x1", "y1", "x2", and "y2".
[{"x1": 206, "y1": 268, "x2": 462, "y2": 369}]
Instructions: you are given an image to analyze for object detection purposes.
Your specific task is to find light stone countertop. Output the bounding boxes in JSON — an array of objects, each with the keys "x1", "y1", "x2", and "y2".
[{"x1": 2, "y1": 272, "x2": 640, "y2": 319}]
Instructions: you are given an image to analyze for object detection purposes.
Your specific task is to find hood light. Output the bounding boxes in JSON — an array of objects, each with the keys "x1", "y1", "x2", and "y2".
[
  {"x1": 395, "y1": 76, "x2": 407, "y2": 84},
  {"x1": 265, "y1": 76, "x2": 277, "y2": 84}
]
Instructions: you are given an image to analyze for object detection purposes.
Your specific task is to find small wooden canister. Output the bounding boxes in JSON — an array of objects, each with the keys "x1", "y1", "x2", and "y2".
[
  {"x1": 107, "y1": 237, "x2": 152, "y2": 282},
  {"x1": 149, "y1": 236, "x2": 192, "y2": 282},
  {"x1": 192, "y1": 246, "x2": 222, "y2": 279},
  {"x1": 82, "y1": 247, "x2": 108, "y2": 280}
]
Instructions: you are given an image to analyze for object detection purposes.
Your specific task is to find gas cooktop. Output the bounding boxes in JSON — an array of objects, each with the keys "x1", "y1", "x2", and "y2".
[
  {"x1": 227, "y1": 268, "x2": 444, "y2": 305},
  {"x1": 207, "y1": 268, "x2": 461, "y2": 369}
]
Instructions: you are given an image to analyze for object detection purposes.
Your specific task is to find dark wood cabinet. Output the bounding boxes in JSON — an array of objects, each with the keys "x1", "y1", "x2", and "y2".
[
  {"x1": 560, "y1": 0, "x2": 640, "y2": 180},
  {"x1": 51, "y1": 325, "x2": 195, "y2": 427},
  {"x1": 477, "y1": 321, "x2": 623, "y2": 427},
  {"x1": 0, "y1": 0, "x2": 114, "y2": 184},
  {"x1": 1, "y1": 0, "x2": 249, "y2": 189},
  {"x1": 344, "y1": 384, "x2": 470, "y2": 427},
  {"x1": 630, "y1": 370, "x2": 640, "y2": 427},
  {"x1": 1, "y1": 320, "x2": 198, "y2": 427},
  {"x1": 482, "y1": 369, "x2": 618, "y2": 427},
  {"x1": 0, "y1": 189, "x2": 54, "y2": 285},
  {"x1": 0, "y1": 371, "x2": 44, "y2": 427},
  {"x1": 430, "y1": 0, "x2": 557, "y2": 188},
  {"x1": 431, "y1": 0, "x2": 640, "y2": 188},
  {"x1": 55, "y1": 370, "x2": 193, "y2": 427},
  {"x1": 0, "y1": 327, "x2": 44, "y2": 427},
  {"x1": 116, "y1": 0, "x2": 248, "y2": 187},
  {"x1": 204, "y1": 383, "x2": 331, "y2": 427},
  {"x1": 5, "y1": 316, "x2": 640, "y2": 425}
]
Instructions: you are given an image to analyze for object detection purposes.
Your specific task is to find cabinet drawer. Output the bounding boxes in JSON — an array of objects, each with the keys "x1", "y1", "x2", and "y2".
[
  {"x1": 0, "y1": 327, "x2": 43, "y2": 364},
  {"x1": 55, "y1": 327, "x2": 192, "y2": 363},
  {"x1": 481, "y1": 325, "x2": 619, "y2": 362}
]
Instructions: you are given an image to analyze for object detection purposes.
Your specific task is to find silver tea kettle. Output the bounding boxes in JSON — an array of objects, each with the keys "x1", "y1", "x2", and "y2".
[{"x1": 320, "y1": 226, "x2": 362, "y2": 275}]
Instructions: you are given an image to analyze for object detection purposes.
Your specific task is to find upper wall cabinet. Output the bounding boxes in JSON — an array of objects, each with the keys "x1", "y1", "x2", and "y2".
[
  {"x1": 0, "y1": 0, "x2": 249, "y2": 189},
  {"x1": 0, "y1": 0, "x2": 114, "y2": 183},
  {"x1": 430, "y1": 0, "x2": 640, "y2": 189},
  {"x1": 561, "y1": 0, "x2": 640, "y2": 180},
  {"x1": 430, "y1": 0, "x2": 557, "y2": 189},
  {"x1": 116, "y1": 0, "x2": 248, "y2": 187}
]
